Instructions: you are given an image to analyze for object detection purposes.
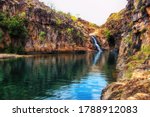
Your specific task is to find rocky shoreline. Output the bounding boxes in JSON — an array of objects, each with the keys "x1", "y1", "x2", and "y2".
[
  {"x1": 0, "y1": 48, "x2": 93, "y2": 59},
  {"x1": 0, "y1": 53, "x2": 35, "y2": 59}
]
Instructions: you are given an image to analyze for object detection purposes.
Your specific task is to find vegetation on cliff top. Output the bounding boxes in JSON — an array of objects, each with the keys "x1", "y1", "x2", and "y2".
[{"x1": 107, "y1": 10, "x2": 124, "y2": 22}]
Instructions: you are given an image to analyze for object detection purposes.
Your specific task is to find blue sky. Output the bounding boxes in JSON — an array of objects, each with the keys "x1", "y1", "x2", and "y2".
[{"x1": 40, "y1": 0, "x2": 127, "y2": 25}]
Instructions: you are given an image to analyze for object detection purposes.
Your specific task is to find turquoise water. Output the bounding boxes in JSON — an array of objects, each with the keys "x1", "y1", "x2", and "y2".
[{"x1": 0, "y1": 52, "x2": 116, "y2": 100}]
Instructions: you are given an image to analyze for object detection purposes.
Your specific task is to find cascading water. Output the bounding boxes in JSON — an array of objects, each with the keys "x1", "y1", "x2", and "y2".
[
  {"x1": 91, "y1": 36, "x2": 103, "y2": 65},
  {"x1": 91, "y1": 36, "x2": 102, "y2": 52}
]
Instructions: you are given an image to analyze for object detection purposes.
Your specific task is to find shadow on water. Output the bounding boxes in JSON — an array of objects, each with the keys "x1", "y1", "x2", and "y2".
[{"x1": 0, "y1": 52, "x2": 116, "y2": 100}]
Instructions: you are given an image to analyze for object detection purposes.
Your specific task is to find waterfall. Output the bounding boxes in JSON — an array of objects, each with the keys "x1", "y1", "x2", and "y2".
[
  {"x1": 91, "y1": 36, "x2": 102, "y2": 52},
  {"x1": 90, "y1": 36, "x2": 103, "y2": 65}
]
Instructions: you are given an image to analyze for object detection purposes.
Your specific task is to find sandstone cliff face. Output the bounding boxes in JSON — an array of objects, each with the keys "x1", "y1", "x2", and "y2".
[
  {"x1": 102, "y1": 0, "x2": 150, "y2": 100},
  {"x1": 0, "y1": 0, "x2": 100, "y2": 53}
]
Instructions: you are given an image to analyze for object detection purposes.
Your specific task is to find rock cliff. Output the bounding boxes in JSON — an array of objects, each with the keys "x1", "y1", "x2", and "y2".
[
  {"x1": 1, "y1": 0, "x2": 149, "y2": 100},
  {"x1": 0, "y1": 0, "x2": 100, "y2": 53},
  {"x1": 101, "y1": 0, "x2": 150, "y2": 100}
]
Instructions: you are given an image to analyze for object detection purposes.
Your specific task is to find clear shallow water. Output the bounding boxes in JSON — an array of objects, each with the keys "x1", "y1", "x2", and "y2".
[{"x1": 0, "y1": 52, "x2": 116, "y2": 100}]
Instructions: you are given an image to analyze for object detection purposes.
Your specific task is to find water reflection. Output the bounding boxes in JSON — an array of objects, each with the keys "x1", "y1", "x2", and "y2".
[
  {"x1": 0, "y1": 52, "x2": 116, "y2": 100},
  {"x1": 93, "y1": 52, "x2": 102, "y2": 65}
]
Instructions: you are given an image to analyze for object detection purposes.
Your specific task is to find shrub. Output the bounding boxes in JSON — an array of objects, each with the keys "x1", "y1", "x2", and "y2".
[
  {"x1": 89, "y1": 22, "x2": 97, "y2": 27},
  {"x1": 8, "y1": 16, "x2": 28, "y2": 39},
  {"x1": 123, "y1": 33, "x2": 133, "y2": 45},
  {"x1": 104, "y1": 29, "x2": 111, "y2": 39},
  {"x1": 19, "y1": 12, "x2": 26, "y2": 18},
  {"x1": 76, "y1": 31, "x2": 82, "y2": 38},
  {"x1": 0, "y1": 13, "x2": 28, "y2": 39},
  {"x1": 76, "y1": 31, "x2": 85, "y2": 41},
  {"x1": 0, "y1": 12, "x2": 5, "y2": 21},
  {"x1": 71, "y1": 16, "x2": 77, "y2": 22},
  {"x1": 0, "y1": 30, "x2": 3, "y2": 42},
  {"x1": 0, "y1": 13, "x2": 8, "y2": 29},
  {"x1": 67, "y1": 28, "x2": 74, "y2": 35},
  {"x1": 141, "y1": 45, "x2": 150, "y2": 53},
  {"x1": 56, "y1": 18, "x2": 63, "y2": 25},
  {"x1": 39, "y1": 31, "x2": 46, "y2": 41},
  {"x1": 124, "y1": 37, "x2": 132, "y2": 45},
  {"x1": 4, "y1": 44, "x2": 24, "y2": 53},
  {"x1": 0, "y1": 12, "x2": 27, "y2": 53},
  {"x1": 107, "y1": 10, "x2": 123, "y2": 22}
]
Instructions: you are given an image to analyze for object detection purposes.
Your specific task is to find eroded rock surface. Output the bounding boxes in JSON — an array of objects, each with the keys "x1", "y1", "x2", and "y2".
[
  {"x1": 0, "y1": 0, "x2": 101, "y2": 53},
  {"x1": 101, "y1": 0, "x2": 150, "y2": 100}
]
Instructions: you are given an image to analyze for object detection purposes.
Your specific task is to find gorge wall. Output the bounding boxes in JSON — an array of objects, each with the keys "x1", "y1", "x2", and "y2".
[
  {"x1": 0, "y1": 0, "x2": 150, "y2": 100},
  {"x1": 101, "y1": 0, "x2": 150, "y2": 100},
  {"x1": 0, "y1": 0, "x2": 101, "y2": 54}
]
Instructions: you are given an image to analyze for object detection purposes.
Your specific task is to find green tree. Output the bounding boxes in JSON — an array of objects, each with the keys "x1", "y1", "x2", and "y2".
[
  {"x1": 8, "y1": 16, "x2": 27, "y2": 39},
  {"x1": 0, "y1": 13, "x2": 28, "y2": 39}
]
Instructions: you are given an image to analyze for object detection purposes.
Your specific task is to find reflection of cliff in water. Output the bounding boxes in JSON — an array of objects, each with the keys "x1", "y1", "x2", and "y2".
[
  {"x1": 0, "y1": 54, "x2": 91, "y2": 99},
  {"x1": 0, "y1": 52, "x2": 116, "y2": 100}
]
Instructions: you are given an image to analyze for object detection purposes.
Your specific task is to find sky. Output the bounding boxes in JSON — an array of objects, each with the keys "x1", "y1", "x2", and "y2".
[{"x1": 39, "y1": 0, "x2": 127, "y2": 25}]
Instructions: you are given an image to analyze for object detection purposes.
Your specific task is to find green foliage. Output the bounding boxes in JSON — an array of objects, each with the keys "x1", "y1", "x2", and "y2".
[
  {"x1": 107, "y1": 10, "x2": 123, "y2": 22},
  {"x1": 89, "y1": 22, "x2": 97, "y2": 27},
  {"x1": 7, "y1": 16, "x2": 28, "y2": 39},
  {"x1": 0, "y1": 30, "x2": 3, "y2": 42},
  {"x1": 0, "y1": 12, "x2": 27, "y2": 53},
  {"x1": 140, "y1": 6, "x2": 145, "y2": 12},
  {"x1": 123, "y1": 33, "x2": 133, "y2": 45},
  {"x1": 125, "y1": 44, "x2": 150, "y2": 79},
  {"x1": 128, "y1": 21, "x2": 133, "y2": 28},
  {"x1": 4, "y1": 44, "x2": 24, "y2": 53},
  {"x1": 19, "y1": 12, "x2": 26, "y2": 18},
  {"x1": 132, "y1": 9, "x2": 136, "y2": 14},
  {"x1": 76, "y1": 31, "x2": 82, "y2": 38},
  {"x1": 130, "y1": 52, "x2": 146, "y2": 61},
  {"x1": 104, "y1": 29, "x2": 111, "y2": 40},
  {"x1": 125, "y1": 58, "x2": 143, "y2": 79},
  {"x1": 141, "y1": 44, "x2": 150, "y2": 54},
  {"x1": 110, "y1": 13, "x2": 121, "y2": 20},
  {"x1": 56, "y1": 18, "x2": 63, "y2": 25},
  {"x1": 77, "y1": 31, "x2": 86, "y2": 41},
  {"x1": 67, "y1": 28, "x2": 74, "y2": 35},
  {"x1": 124, "y1": 69, "x2": 133, "y2": 78},
  {"x1": 71, "y1": 16, "x2": 77, "y2": 22},
  {"x1": 0, "y1": 12, "x2": 6, "y2": 21},
  {"x1": 0, "y1": 12, "x2": 28, "y2": 39},
  {"x1": 39, "y1": 31, "x2": 46, "y2": 41},
  {"x1": 0, "y1": 12, "x2": 8, "y2": 29},
  {"x1": 124, "y1": 37, "x2": 132, "y2": 45}
]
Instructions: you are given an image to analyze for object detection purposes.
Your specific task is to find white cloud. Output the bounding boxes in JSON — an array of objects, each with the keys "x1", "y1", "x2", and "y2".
[{"x1": 39, "y1": 0, "x2": 127, "y2": 25}]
